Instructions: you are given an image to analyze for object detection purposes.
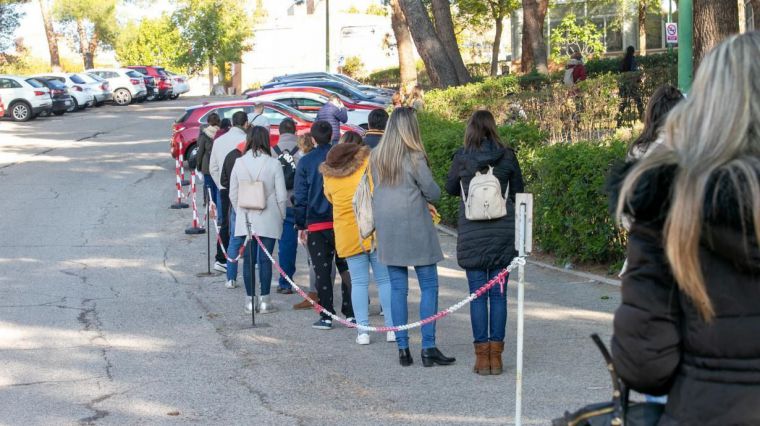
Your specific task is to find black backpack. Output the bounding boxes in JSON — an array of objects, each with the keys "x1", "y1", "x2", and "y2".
[{"x1": 273, "y1": 145, "x2": 299, "y2": 190}]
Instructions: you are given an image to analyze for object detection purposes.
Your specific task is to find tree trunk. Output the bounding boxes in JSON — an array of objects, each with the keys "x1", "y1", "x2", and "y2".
[
  {"x1": 753, "y1": 0, "x2": 760, "y2": 29},
  {"x1": 38, "y1": 0, "x2": 60, "y2": 71},
  {"x1": 693, "y1": 0, "x2": 739, "y2": 70},
  {"x1": 520, "y1": 0, "x2": 549, "y2": 74},
  {"x1": 491, "y1": 14, "x2": 504, "y2": 76},
  {"x1": 208, "y1": 57, "x2": 214, "y2": 94},
  {"x1": 638, "y1": 1, "x2": 647, "y2": 55},
  {"x1": 430, "y1": 0, "x2": 470, "y2": 84},
  {"x1": 389, "y1": 0, "x2": 417, "y2": 94},
  {"x1": 398, "y1": 0, "x2": 459, "y2": 88},
  {"x1": 86, "y1": 32, "x2": 98, "y2": 70},
  {"x1": 76, "y1": 19, "x2": 91, "y2": 69}
]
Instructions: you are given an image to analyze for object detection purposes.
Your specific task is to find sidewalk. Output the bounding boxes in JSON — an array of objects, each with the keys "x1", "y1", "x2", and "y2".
[{"x1": 168, "y1": 209, "x2": 621, "y2": 424}]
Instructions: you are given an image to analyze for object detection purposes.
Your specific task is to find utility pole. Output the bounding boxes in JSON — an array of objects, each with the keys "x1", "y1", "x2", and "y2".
[
  {"x1": 678, "y1": 0, "x2": 693, "y2": 92},
  {"x1": 325, "y1": 0, "x2": 330, "y2": 72}
]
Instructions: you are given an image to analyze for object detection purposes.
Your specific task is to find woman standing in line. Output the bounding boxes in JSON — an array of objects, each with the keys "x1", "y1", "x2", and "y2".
[
  {"x1": 321, "y1": 136, "x2": 395, "y2": 345},
  {"x1": 609, "y1": 32, "x2": 760, "y2": 423},
  {"x1": 444, "y1": 110, "x2": 524, "y2": 375},
  {"x1": 371, "y1": 107, "x2": 455, "y2": 367},
  {"x1": 229, "y1": 126, "x2": 288, "y2": 313}
]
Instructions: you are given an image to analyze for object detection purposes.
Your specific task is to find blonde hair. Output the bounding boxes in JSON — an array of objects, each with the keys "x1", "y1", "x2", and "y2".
[
  {"x1": 371, "y1": 107, "x2": 428, "y2": 186},
  {"x1": 616, "y1": 32, "x2": 760, "y2": 320},
  {"x1": 297, "y1": 133, "x2": 315, "y2": 154}
]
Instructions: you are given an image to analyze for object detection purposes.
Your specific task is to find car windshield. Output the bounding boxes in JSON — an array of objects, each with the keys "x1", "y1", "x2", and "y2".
[
  {"x1": 333, "y1": 74, "x2": 362, "y2": 87},
  {"x1": 269, "y1": 102, "x2": 312, "y2": 122},
  {"x1": 86, "y1": 73, "x2": 104, "y2": 82},
  {"x1": 25, "y1": 78, "x2": 44, "y2": 88},
  {"x1": 77, "y1": 73, "x2": 97, "y2": 83},
  {"x1": 69, "y1": 74, "x2": 87, "y2": 84},
  {"x1": 125, "y1": 70, "x2": 143, "y2": 78},
  {"x1": 156, "y1": 68, "x2": 168, "y2": 76}
]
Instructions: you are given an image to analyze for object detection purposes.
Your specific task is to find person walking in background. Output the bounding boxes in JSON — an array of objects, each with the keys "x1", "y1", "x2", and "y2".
[
  {"x1": 248, "y1": 103, "x2": 270, "y2": 129},
  {"x1": 215, "y1": 118, "x2": 231, "y2": 140},
  {"x1": 316, "y1": 94, "x2": 348, "y2": 144},
  {"x1": 209, "y1": 111, "x2": 249, "y2": 274},
  {"x1": 321, "y1": 140, "x2": 395, "y2": 345},
  {"x1": 294, "y1": 121, "x2": 354, "y2": 329},
  {"x1": 363, "y1": 109, "x2": 388, "y2": 149},
  {"x1": 444, "y1": 110, "x2": 524, "y2": 376},
  {"x1": 408, "y1": 86, "x2": 425, "y2": 112},
  {"x1": 371, "y1": 107, "x2": 454, "y2": 367},
  {"x1": 609, "y1": 32, "x2": 760, "y2": 424},
  {"x1": 229, "y1": 126, "x2": 287, "y2": 314},
  {"x1": 564, "y1": 51, "x2": 587, "y2": 88},
  {"x1": 617, "y1": 46, "x2": 644, "y2": 126},
  {"x1": 273, "y1": 118, "x2": 302, "y2": 295},
  {"x1": 195, "y1": 112, "x2": 227, "y2": 270}
]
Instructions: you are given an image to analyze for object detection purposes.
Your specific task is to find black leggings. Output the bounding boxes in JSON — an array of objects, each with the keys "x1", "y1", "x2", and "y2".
[{"x1": 307, "y1": 229, "x2": 352, "y2": 319}]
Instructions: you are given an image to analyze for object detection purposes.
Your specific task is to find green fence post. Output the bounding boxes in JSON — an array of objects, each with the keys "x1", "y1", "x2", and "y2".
[{"x1": 678, "y1": 0, "x2": 693, "y2": 92}]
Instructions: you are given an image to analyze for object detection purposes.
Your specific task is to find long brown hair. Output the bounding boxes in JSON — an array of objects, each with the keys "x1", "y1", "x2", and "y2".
[
  {"x1": 628, "y1": 85, "x2": 683, "y2": 157},
  {"x1": 465, "y1": 110, "x2": 504, "y2": 150},
  {"x1": 616, "y1": 32, "x2": 760, "y2": 321}
]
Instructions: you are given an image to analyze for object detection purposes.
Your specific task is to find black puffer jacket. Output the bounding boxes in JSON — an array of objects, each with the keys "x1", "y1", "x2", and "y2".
[
  {"x1": 445, "y1": 140, "x2": 524, "y2": 269},
  {"x1": 608, "y1": 163, "x2": 760, "y2": 425}
]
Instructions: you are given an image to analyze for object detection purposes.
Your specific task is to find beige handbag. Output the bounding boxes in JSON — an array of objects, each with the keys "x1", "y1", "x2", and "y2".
[{"x1": 237, "y1": 155, "x2": 267, "y2": 211}]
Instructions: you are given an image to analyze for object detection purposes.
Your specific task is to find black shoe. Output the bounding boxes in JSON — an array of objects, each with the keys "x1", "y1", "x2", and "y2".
[
  {"x1": 279, "y1": 287, "x2": 293, "y2": 295},
  {"x1": 276, "y1": 288, "x2": 285, "y2": 294},
  {"x1": 398, "y1": 349, "x2": 413, "y2": 367},
  {"x1": 421, "y1": 347, "x2": 456, "y2": 367}
]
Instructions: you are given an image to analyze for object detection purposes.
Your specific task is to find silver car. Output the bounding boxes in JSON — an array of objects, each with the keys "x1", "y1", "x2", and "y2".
[{"x1": 78, "y1": 73, "x2": 112, "y2": 106}]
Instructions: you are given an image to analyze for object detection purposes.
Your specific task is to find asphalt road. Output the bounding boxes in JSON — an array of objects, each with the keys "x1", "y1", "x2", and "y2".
[{"x1": 0, "y1": 98, "x2": 620, "y2": 425}]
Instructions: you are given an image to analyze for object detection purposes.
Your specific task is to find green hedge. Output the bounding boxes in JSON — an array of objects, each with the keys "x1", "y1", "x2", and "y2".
[
  {"x1": 418, "y1": 112, "x2": 626, "y2": 264},
  {"x1": 584, "y1": 51, "x2": 677, "y2": 77}
]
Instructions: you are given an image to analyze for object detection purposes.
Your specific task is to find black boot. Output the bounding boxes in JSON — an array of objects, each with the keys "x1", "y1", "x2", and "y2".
[
  {"x1": 421, "y1": 347, "x2": 456, "y2": 367},
  {"x1": 398, "y1": 349, "x2": 413, "y2": 367}
]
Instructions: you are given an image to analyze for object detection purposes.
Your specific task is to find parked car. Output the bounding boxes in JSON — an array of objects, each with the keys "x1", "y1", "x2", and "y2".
[
  {"x1": 267, "y1": 72, "x2": 395, "y2": 97},
  {"x1": 165, "y1": 70, "x2": 190, "y2": 99},
  {"x1": 0, "y1": 75, "x2": 52, "y2": 121},
  {"x1": 262, "y1": 79, "x2": 390, "y2": 105},
  {"x1": 171, "y1": 100, "x2": 363, "y2": 169},
  {"x1": 86, "y1": 68, "x2": 147, "y2": 106},
  {"x1": 126, "y1": 66, "x2": 173, "y2": 100},
  {"x1": 31, "y1": 73, "x2": 94, "y2": 112},
  {"x1": 246, "y1": 88, "x2": 381, "y2": 128},
  {"x1": 0, "y1": 95, "x2": 4, "y2": 117},
  {"x1": 27, "y1": 77, "x2": 72, "y2": 116},
  {"x1": 78, "y1": 73, "x2": 112, "y2": 106}
]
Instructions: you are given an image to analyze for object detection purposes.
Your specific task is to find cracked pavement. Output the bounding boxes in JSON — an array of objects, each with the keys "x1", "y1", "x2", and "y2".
[{"x1": 0, "y1": 98, "x2": 621, "y2": 425}]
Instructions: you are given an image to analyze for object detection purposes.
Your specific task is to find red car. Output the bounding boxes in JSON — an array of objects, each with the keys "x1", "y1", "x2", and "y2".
[
  {"x1": 126, "y1": 66, "x2": 173, "y2": 100},
  {"x1": 171, "y1": 100, "x2": 363, "y2": 168},
  {"x1": 245, "y1": 86, "x2": 383, "y2": 112}
]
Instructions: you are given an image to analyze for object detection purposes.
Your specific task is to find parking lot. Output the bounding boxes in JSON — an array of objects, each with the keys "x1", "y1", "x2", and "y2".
[{"x1": 0, "y1": 98, "x2": 621, "y2": 424}]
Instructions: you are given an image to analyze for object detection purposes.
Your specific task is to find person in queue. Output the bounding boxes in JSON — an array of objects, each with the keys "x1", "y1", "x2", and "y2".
[
  {"x1": 215, "y1": 118, "x2": 231, "y2": 140},
  {"x1": 220, "y1": 132, "x2": 246, "y2": 290},
  {"x1": 273, "y1": 118, "x2": 303, "y2": 295},
  {"x1": 363, "y1": 109, "x2": 388, "y2": 149},
  {"x1": 321, "y1": 132, "x2": 395, "y2": 345},
  {"x1": 209, "y1": 111, "x2": 249, "y2": 274},
  {"x1": 316, "y1": 94, "x2": 348, "y2": 144},
  {"x1": 371, "y1": 107, "x2": 454, "y2": 367},
  {"x1": 294, "y1": 121, "x2": 354, "y2": 329},
  {"x1": 444, "y1": 110, "x2": 524, "y2": 375},
  {"x1": 195, "y1": 112, "x2": 226, "y2": 269},
  {"x1": 228, "y1": 126, "x2": 287, "y2": 313},
  {"x1": 248, "y1": 103, "x2": 270, "y2": 129},
  {"x1": 609, "y1": 32, "x2": 760, "y2": 423}
]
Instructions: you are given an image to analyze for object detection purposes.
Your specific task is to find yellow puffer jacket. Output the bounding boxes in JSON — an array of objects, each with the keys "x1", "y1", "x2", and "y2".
[{"x1": 320, "y1": 144, "x2": 372, "y2": 258}]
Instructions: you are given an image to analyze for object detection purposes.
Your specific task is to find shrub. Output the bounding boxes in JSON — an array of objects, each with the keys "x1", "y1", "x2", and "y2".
[
  {"x1": 342, "y1": 56, "x2": 364, "y2": 79},
  {"x1": 584, "y1": 51, "x2": 677, "y2": 77},
  {"x1": 518, "y1": 69, "x2": 551, "y2": 90},
  {"x1": 424, "y1": 76, "x2": 519, "y2": 121}
]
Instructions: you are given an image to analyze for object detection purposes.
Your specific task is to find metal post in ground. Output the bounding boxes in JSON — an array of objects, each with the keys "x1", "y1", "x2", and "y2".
[
  {"x1": 197, "y1": 188, "x2": 215, "y2": 278},
  {"x1": 170, "y1": 154, "x2": 189, "y2": 209},
  {"x1": 185, "y1": 170, "x2": 206, "y2": 235},
  {"x1": 179, "y1": 144, "x2": 190, "y2": 187},
  {"x1": 678, "y1": 0, "x2": 693, "y2": 92},
  {"x1": 514, "y1": 193, "x2": 533, "y2": 426}
]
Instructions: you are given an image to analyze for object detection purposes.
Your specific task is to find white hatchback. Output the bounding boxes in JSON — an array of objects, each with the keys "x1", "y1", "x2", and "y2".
[
  {"x1": 78, "y1": 73, "x2": 112, "y2": 106},
  {"x1": 0, "y1": 75, "x2": 52, "y2": 121},
  {"x1": 31, "y1": 73, "x2": 95, "y2": 112},
  {"x1": 86, "y1": 68, "x2": 147, "y2": 106},
  {"x1": 166, "y1": 71, "x2": 190, "y2": 99}
]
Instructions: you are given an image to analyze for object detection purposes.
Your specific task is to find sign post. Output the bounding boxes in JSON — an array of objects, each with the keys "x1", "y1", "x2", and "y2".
[
  {"x1": 514, "y1": 193, "x2": 533, "y2": 426},
  {"x1": 665, "y1": 22, "x2": 678, "y2": 44}
]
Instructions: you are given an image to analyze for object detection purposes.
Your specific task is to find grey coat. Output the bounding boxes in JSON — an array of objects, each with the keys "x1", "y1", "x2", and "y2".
[{"x1": 372, "y1": 152, "x2": 444, "y2": 267}]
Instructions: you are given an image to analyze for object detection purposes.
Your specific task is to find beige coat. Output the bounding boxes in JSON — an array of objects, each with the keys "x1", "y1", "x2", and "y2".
[{"x1": 229, "y1": 151, "x2": 287, "y2": 239}]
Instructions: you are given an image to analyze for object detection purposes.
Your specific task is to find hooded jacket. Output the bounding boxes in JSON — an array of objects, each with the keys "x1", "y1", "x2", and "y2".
[
  {"x1": 607, "y1": 163, "x2": 760, "y2": 425},
  {"x1": 445, "y1": 139, "x2": 524, "y2": 269},
  {"x1": 195, "y1": 124, "x2": 219, "y2": 175},
  {"x1": 320, "y1": 144, "x2": 372, "y2": 258}
]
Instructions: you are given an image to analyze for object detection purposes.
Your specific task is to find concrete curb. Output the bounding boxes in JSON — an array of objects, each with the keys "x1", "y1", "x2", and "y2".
[{"x1": 435, "y1": 224, "x2": 621, "y2": 287}]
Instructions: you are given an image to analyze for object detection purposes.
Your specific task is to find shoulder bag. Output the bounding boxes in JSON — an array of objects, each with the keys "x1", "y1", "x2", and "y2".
[{"x1": 237, "y1": 154, "x2": 267, "y2": 211}]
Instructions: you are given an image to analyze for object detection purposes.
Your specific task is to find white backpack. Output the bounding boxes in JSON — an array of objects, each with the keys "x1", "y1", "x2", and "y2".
[
  {"x1": 353, "y1": 167, "x2": 375, "y2": 249},
  {"x1": 461, "y1": 166, "x2": 508, "y2": 221}
]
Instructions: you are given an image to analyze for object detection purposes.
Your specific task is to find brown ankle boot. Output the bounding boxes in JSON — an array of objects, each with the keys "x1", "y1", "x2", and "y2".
[
  {"x1": 293, "y1": 292, "x2": 318, "y2": 310},
  {"x1": 473, "y1": 342, "x2": 491, "y2": 375},
  {"x1": 489, "y1": 341, "x2": 504, "y2": 375}
]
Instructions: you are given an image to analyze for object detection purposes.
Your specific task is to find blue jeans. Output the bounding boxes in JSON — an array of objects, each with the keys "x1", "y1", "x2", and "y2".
[
  {"x1": 388, "y1": 264, "x2": 439, "y2": 350},
  {"x1": 347, "y1": 251, "x2": 393, "y2": 332},
  {"x1": 227, "y1": 210, "x2": 244, "y2": 281},
  {"x1": 278, "y1": 208, "x2": 297, "y2": 290},
  {"x1": 226, "y1": 210, "x2": 276, "y2": 296},
  {"x1": 203, "y1": 174, "x2": 218, "y2": 207},
  {"x1": 466, "y1": 269, "x2": 508, "y2": 343}
]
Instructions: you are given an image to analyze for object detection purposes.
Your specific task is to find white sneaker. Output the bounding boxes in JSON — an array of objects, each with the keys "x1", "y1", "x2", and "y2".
[
  {"x1": 225, "y1": 279, "x2": 237, "y2": 289},
  {"x1": 356, "y1": 333, "x2": 370, "y2": 345},
  {"x1": 214, "y1": 261, "x2": 227, "y2": 273},
  {"x1": 245, "y1": 296, "x2": 253, "y2": 313},
  {"x1": 386, "y1": 331, "x2": 396, "y2": 342}
]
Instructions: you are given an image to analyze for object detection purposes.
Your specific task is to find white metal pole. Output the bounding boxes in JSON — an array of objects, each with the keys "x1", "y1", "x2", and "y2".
[{"x1": 515, "y1": 203, "x2": 527, "y2": 426}]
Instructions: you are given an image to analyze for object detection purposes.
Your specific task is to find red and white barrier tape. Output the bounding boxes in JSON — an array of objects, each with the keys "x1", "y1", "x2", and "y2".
[
  {"x1": 173, "y1": 156, "x2": 184, "y2": 204},
  {"x1": 188, "y1": 170, "x2": 203, "y2": 229},
  {"x1": 208, "y1": 190, "x2": 249, "y2": 263}
]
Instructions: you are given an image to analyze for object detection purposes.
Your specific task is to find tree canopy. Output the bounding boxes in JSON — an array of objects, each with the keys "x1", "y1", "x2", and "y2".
[{"x1": 115, "y1": 14, "x2": 187, "y2": 71}]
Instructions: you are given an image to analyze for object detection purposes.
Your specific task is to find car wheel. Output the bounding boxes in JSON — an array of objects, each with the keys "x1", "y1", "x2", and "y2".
[
  {"x1": 136, "y1": 96, "x2": 146, "y2": 103},
  {"x1": 9, "y1": 102, "x2": 32, "y2": 122},
  {"x1": 53, "y1": 111, "x2": 65, "y2": 116},
  {"x1": 113, "y1": 89, "x2": 132, "y2": 106},
  {"x1": 66, "y1": 98, "x2": 79, "y2": 113},
  {"x1": 170, "y1": 94, "x2": 179, "y2": 100},
  {"x1": 186, "y1": 144, "x2": 199, "y2": 170}
]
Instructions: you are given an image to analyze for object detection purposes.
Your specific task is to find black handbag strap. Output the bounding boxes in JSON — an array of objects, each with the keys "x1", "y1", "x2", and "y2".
[{"x1": 590, "y1": 334, "x2": 624, "y2": 425}]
